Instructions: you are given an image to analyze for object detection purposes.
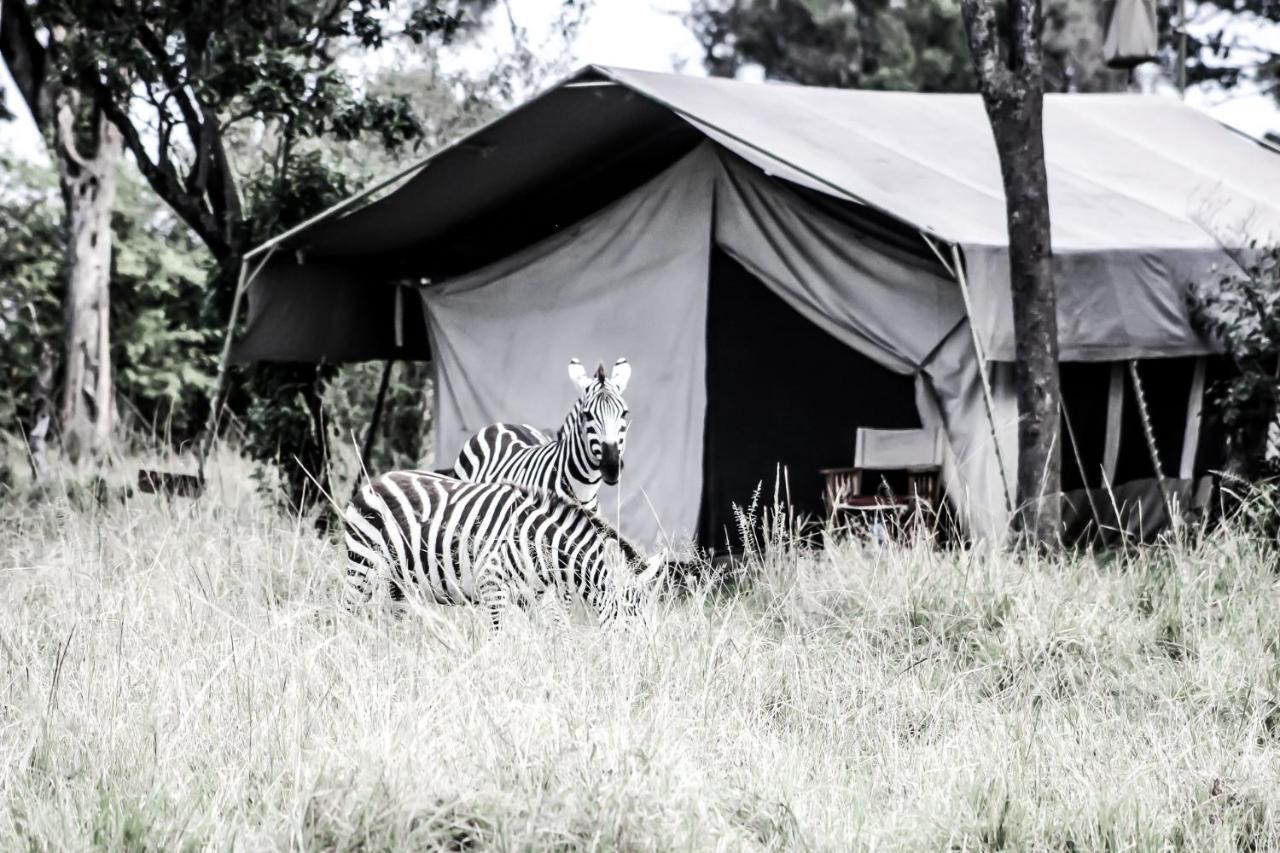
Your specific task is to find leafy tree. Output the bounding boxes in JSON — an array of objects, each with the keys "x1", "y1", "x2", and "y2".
[
  {"x1": 109, "y1": 174, "x2": 217, "y2": 446},
  {"x1": 1178, "y1": 0, "x2": 1280, "y2": 98},
  {"x1": 3, "y1": 0, "x2": 498, "y2": 513},
  {"x1": 687, "y1": 0, "x2": 1127, "y2": 93},
  {"x1": 1, "y1": 157, "x2": 217, "y2": 464},
  {"x1": 1190, "y1": 243, "x2": 1280, "y2": 481},
  {"x1": 2, "y1": 0, "x2": 123, "y2": 465},
  {"x1": 0, "y1": 156, "x2": 61, "y2": 479}
]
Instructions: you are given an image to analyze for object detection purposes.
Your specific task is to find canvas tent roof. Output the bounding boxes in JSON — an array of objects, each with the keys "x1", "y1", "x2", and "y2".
[
  {"x1": 283, "y1": 64, "x2": 1280, "y2": 259},
  {"x1": 234, "y1": 65, "x2": 1280, "y2": 367}
]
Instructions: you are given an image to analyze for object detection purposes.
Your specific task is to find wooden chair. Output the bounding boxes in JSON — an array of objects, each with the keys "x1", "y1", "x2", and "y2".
[{"x1": 821, "y1": 428, "x2": 944, "y2": 534}]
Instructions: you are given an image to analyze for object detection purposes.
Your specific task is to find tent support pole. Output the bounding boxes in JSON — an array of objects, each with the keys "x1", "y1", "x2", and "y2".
[
  {"x1": 350, "y1": 360, "x2": 395, "y2": 506},
  {"x1": 197, "y1": 248, "x2": 277, "y2": 481},
  {"x1": 922, "y1": 236, "x2": 1014, "y2": 516},
  {"x1": 1060, "y1": 394, "x2": 1104, "y2": 535}
]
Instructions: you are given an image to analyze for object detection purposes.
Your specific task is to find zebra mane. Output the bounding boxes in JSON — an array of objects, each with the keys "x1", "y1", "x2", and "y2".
[{"x1": 514, "y1": 481, "x2": 643, "y2": 564}]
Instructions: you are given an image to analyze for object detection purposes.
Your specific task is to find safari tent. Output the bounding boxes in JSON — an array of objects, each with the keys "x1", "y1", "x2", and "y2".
[{"x1": 228, "y1": 66, "x2": 1280, "y2": 551}]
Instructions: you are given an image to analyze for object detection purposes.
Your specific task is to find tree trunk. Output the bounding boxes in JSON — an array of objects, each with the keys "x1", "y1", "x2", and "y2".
[
  {"x1": 961, "y1": 0, "x2": 1062, "y2": 546},
  {"x1": 989, "y1": 96, "x2": 1062, "y2": 543},
  {"x1": 25, "y1": 304, "x2": 55, "y2": 482},
  {"x1": 55, "y1": 94, "x2": 121, "y2": 464}
]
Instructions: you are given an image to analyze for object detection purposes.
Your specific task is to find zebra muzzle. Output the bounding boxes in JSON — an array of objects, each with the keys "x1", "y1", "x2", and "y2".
[{"x1": 600, "y1": 443, "x2": 622, "y2": 485}]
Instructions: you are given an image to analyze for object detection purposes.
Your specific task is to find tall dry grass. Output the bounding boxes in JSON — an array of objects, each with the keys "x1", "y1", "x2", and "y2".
[{"x1": 2, "y1": 449, "x2": 1279, "y2": 850}]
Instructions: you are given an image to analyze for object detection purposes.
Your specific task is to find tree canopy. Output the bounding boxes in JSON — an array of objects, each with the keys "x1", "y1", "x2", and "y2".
[
  {"x1": 687, "y1": 0, "x2": 1129, "y2": 93},
  {"x1": 8, "y1": 0, "x2": 492, "y2": 272}
]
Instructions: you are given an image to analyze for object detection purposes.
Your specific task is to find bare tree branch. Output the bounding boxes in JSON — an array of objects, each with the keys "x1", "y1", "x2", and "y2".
[
  {"x1": 95, "y1": 84, "x2": 227, "y2": 258},
  {"x1": 0, "y1": 0, "x2": 50, "y2": 127}
]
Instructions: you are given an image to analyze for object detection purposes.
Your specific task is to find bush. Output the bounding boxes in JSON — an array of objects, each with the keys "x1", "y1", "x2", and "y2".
[{"x1": 1189, "y1": 242, "x2": 1280, "y2": 481}]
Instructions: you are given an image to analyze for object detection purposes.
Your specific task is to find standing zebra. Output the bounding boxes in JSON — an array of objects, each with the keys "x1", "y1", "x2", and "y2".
[
  {"x1": 452, "y1": 358, "x2": 631, "y2": 514},
  {"x1": 343, "y1": 470, "x2": 661, "y2": 627}
]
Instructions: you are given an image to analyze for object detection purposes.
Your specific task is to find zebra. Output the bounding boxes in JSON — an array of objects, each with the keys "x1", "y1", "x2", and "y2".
[
  {"x1": 452, "y1": 358, "x2": 631, "y2": 514},
  {"x1": 342, "y1": 470, "x2": 663, "y2": 628}
]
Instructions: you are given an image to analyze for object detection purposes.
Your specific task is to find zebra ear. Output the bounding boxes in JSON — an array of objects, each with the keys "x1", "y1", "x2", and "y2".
[
  {"x1": 611, "y1": 358, "x2": 631, "y2": 393},
  {"x1": 637, "y1": 551, "x2": 666, "y2": 585},
  {"x1": 567, "y1": 358, "x2": 591, "y2": 390}
]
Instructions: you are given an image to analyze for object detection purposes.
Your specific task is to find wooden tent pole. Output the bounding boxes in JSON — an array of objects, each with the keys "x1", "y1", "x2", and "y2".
[
  {"x1": 922, "y1": 235, "x2": 1015, "y2": 516},
  {"x1": 350, "y1": 360, "x2": 395, "y2": 506}
]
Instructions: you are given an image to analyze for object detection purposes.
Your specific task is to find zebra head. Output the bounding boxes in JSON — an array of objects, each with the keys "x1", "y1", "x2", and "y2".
[
  {"x1": 566, "y1": 357, "x2": 632, "y2": 486},
  {"x1": 598, "y1": 541, "x2": 667, "y2": 628}
]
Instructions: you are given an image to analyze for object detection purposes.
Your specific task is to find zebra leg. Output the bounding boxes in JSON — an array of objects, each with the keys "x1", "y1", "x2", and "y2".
[
  {"x1": 387, "y1": 575, "x2": 409, "y2": 620},
  {"x1": 479, "y1": 582, "x2": 509, "y2": 631},
  {"x1": 477, "y1": 552, "x2": 511, "y2": 631},
  {"x1": 343, "y1": 560, "x2": 376, "y2": 611},
  {"x1": 343, "y1": 534, "x2": 384, "y2": 612}
]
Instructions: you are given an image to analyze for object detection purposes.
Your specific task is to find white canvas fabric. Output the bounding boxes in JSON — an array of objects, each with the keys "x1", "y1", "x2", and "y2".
[
  {"x1": 1103, "y1": 0, "x2": 1159, "y2": 68},
  {"x1": 423, "y1": 146, "x2": 717, "y2": 550}
]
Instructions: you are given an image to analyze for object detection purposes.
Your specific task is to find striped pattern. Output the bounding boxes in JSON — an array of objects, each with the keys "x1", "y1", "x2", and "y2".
[
  {"x1": 453, "y1": 358, "x2": 631, "y2": 513},
  {"x1": 343, "y1": 470, "x2": 656, "y2": 627}
]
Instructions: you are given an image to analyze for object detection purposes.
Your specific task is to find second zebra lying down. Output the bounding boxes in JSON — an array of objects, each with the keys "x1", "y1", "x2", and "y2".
[{"x1": 343, "y1": 471, "x2": 663, "y2": 628}]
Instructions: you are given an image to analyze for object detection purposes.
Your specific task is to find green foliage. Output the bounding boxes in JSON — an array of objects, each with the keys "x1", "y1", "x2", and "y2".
[
  {"x1": 110, "y1": 173, "x2": 218, "y2": 446},
  {"x1": 16, "y1": 0, "x2": 499, "y2": 512},
  {"x1": 687, "y1": 0, "x2": 1126, "y2": 92},
  {"x1": 0, "y1": 157, "x2": 217, "y2": 448},
  {"x1": 241, "y1": 363, "x2": 338, "y2": 518},
  {"x1": 329, "y1": 360, "x2": 435, "y2": 474},
  {"x1": 20, "y1": 0, "x2": 492, "y2": 260},
  {"x1": 1189, "y1": 244, "x2": 1280, "y2": 479},
  {"x1": 1177, "y1": 0, "x2": 1280, "y2": 98},
  {"x1": 0, "y1": 157, "x2": 61, "y2": 439}
]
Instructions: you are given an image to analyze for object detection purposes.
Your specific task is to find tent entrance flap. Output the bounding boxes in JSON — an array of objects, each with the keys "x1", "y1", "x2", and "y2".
[{"x1": 698, "y1": 248, "x2": 921, "y2": 553}]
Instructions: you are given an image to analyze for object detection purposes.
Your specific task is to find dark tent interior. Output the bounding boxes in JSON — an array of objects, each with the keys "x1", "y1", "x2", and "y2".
[
  {"x1": 1055, "y1": 356, "x2": 1227, "y2": 542},
  {"x1": 698, "y1": 248, "x2": 922, "y2": 553}
]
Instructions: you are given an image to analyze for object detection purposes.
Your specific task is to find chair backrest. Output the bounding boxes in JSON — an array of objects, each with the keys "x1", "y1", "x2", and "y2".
[{"x1": 854, "y1": 427, "x2": 943, "y2": 470}]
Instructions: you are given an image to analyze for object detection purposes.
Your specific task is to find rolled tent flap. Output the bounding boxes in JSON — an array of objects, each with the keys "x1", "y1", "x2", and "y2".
[
  {"x1": 423, "y1": 145, "x2": 718, "y2": 550},
  {"x1": 712, "y1": 153, "x2": 963, "y2": 372}
]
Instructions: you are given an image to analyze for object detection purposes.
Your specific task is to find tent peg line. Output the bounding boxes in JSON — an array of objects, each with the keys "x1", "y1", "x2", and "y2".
[
  {"x1": 1127, "y1": 359, "x2": 1180, "y2": 528},
  {"x1": 1059, "y1": 394, "x2": 1105, "y2": 534}
]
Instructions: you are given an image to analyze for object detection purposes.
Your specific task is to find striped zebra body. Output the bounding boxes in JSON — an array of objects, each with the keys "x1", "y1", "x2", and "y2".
[
  {"x1": 454, "y1": 422, "x2": 597, "y2": 510},
  {"x1": 453, "y1": 358, "x2": 632, "y2": 513},
  {"x1": 343, "y1": 470, "x2": 656, "y2": 626}
]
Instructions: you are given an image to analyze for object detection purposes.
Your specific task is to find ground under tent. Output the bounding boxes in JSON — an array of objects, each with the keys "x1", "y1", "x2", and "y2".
[{"x1": 226, "y1": 66, "x2": 1280, "y2": 552}]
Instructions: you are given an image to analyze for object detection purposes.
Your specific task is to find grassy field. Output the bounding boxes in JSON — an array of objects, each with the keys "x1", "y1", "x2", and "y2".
[{"x1": 2, "y1": 452, "x2": 1280, "y2": 850}]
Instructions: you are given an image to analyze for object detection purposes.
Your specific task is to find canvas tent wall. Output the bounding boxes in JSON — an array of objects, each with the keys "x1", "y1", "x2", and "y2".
[{"x1": 230, "y1": 66, "x2": 1280, "y2": 549}]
